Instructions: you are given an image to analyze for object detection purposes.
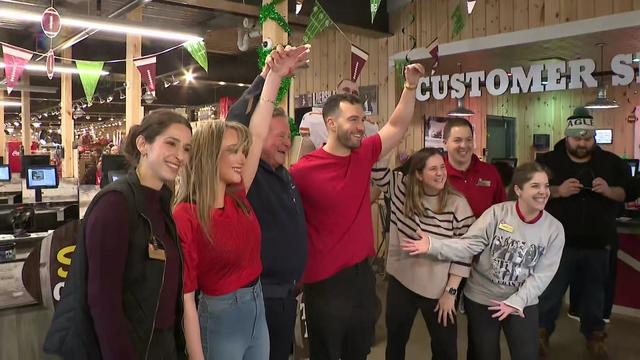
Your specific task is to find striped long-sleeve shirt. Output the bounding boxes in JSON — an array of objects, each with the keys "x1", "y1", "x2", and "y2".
[{"x1": 372, "y1": 165, "x2": 476, "y2": 299}]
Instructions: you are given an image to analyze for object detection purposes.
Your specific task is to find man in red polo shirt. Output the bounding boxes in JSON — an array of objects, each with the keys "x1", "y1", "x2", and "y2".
[{"x1": 443, "y1": 118, "x2": 506, "y2": 218}]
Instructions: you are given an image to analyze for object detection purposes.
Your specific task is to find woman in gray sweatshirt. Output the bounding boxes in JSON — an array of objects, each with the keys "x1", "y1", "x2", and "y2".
[
  {"x1": 372, "y1": 148, "x2": 475, "y2": 359},
  {"x1": 401, "y1": 162, "x2": 565, "y2": 360}
]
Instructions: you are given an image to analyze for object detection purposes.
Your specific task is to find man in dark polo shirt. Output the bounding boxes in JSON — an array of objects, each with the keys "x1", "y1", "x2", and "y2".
[
  {"x1": 443, "y1": 117, "x2": 506, "y2": 218},
  {"x1": 227, "y1": 66, "x2": 307, "y2": 360}
]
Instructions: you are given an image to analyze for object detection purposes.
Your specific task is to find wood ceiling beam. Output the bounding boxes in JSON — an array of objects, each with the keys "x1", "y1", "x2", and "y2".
[{"x1": 160, "y1": 0, "x2": 390, "y2": 39}]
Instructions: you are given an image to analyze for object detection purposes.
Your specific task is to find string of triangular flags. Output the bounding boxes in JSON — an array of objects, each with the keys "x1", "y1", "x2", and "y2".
[
  {"x1": 303, "y1": 2, "x2": 370, "y2": 83},
  {"x1": 2, "y1": 39, "x2": 207, "y2": 101},
  {"x1": 1, "y1": 4, "x2": 208, "y2": 103}
]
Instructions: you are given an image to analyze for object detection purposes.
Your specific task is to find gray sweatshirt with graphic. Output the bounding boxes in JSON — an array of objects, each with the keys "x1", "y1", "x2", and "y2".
[{"x1": 429, "y1": 201, "x2": 565, "y2": 312}]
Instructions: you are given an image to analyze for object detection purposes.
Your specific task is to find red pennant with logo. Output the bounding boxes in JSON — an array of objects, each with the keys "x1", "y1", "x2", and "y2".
[
  {"x1": 134, "y1": 56, "x2": 157, "y2": 96},
  {"x1": 427, "y1": 38, "x2": 439, "y2": 75},
  {"x1": 350, "y1": 45, "x2": 369, "y2": 82},
  {"x1": 2, "y1": 44, "x2": 33, "y2": 94}
]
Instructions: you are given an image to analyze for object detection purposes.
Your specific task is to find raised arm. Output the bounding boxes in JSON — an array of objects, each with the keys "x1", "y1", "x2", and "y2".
[
  {"x1": 242, "y1": 45, "x2": 311, "y2": 190},
  {"x1": 377, "y1": 64, "x2": 425, "y2": 159}
]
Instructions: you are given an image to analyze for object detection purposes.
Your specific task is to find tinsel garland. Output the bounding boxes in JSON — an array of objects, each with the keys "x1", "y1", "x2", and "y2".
[
  {"x1": 289, "y1": 117, "x2": 299, "y2": 140},
  {"x1": 259, "y1": 0, "x2": 292, "y2": 35}
]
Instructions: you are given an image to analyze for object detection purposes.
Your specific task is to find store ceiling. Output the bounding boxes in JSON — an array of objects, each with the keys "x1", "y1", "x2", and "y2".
[
  {"x1": 421, "y1": 25, "x2": 640, "y2": 78},
  {"x1": 0, "y1": 0, "x2": 391, "y2": 126}
]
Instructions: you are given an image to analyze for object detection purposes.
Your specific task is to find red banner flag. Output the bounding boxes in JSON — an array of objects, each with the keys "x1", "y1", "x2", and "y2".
[
  {"x1": 2, "y1": 44, "x2": 33, "y2": 94},
  {"x1": 134, "y1": 56, "x2": 157, "y2": 96},
  {"x1": 427, "y1": 38, "x2": 439, "y2": 75},
  {"x1": 350, "y1": 44, "x2": 369, "y2": 82}
]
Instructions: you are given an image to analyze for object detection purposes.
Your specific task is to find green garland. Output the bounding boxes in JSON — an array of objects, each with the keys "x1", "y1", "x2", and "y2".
[
  {"x1": 257, "y1": 0, "x2": 294, "y2": 106},
  {"x1": 289, "y1": 116, "x2": 299, "y2": 140},
  {"x1": 259, "y1": 0, "x2": 292, "y2": 35}
]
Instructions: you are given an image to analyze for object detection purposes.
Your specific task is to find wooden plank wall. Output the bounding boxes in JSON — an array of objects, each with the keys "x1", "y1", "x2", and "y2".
[
  {"x1": 293, "y1": 0, "x2": 640, "y2": 161},
  {"x1": 416, "y1": 84, "x2": 639, "y2": 162}
]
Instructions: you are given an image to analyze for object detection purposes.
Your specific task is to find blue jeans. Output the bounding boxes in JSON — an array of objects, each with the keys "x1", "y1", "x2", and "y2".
[
  {"x1": 538, "y1": 247, "x2": 608, "y2": 337},
  {"x1": 198, "y1": 281, "x2": 270, "y2": 360}
]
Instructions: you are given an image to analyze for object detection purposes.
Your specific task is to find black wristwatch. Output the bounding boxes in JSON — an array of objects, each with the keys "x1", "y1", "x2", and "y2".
[{"x1": 447, "y1": 287, "x2": 458, "y2": 296}]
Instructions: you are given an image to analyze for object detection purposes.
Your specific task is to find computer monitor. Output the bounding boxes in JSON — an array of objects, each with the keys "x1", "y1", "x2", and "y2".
[
  {"x1": 626, "y1": 159, "x2": 639, "y2": 178},
  {"x1": 26, "y1": 166, "x2": 59, "y2": 190},
  {"x1": 0, "y1": 165, "x2": 10, "y2": 182},
  {"x1": 595, "y1": 129, "x2": 613, "y2": 144},
  {"x1": 100, "y1": 155, "x2": 128, "y2": 188},
  {"x1": 20, "y1": 155, "x2": 50, "y2": 179},
  {"x1": 491, "y1": 158, "x2": 518, "y2": 168}
]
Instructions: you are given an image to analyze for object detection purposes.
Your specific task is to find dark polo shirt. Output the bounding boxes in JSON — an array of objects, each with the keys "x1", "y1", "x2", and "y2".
[{"x1": 248, "y1": 160, "x2": 307, "y2": 287}]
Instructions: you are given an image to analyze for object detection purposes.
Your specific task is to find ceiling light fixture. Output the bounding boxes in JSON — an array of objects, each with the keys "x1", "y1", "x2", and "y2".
[
  {"x1": 632, "y1": 54, "x2": 640, "y2": 63},
  {"x1": 585, "y1": 43, "x2": 619, "y2": 110},
  {"x1": 106, "y1": 95, "x2": 113, "y2": 103},
  {"x1": 447, "y1": 63, "x2": 475, "y2": 117},
  {"x1": 0, "y1": 7, "x2": 203, "y2": 43},
  {"x1": 0, "y1": 100, "x2": 21, "y2": 107},
  {"x1": 172, "y1": 75, "x2": 180, "y2": 86},
  {"x1": 0, "y1": 62, "x2": 109, "y2": 75},
  {"x1": 185, "y1": 70, "x2": 195, "y2": 83},
  {"x1": 142, "y1": 88, "x2": 156, "y2": 104},
  {"x1": 119, "y1": 89, "x2": 126, "y2": 99},
  {"x1": 164, "y1": 78, "x2": 171, "y2": 88}
]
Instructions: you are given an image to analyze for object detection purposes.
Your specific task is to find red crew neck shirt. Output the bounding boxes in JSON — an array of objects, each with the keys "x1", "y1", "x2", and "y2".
[
  {"x1": 173, "y1": 185, "x2": 262, "y2": 296},
  {"x1": 290, "y1": 134, "x2": 382, "y2": 284},
  {"x1": 445, "y1": 154, "x2": 506, "y2": 219}
]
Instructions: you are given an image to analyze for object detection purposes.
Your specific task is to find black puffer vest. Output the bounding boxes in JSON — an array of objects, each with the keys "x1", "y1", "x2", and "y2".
[{"x1": 44, "y1": 172, "x2": 186, "y2": 359}]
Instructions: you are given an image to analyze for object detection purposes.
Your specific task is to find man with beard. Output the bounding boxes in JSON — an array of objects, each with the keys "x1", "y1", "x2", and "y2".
[
  {"x1": 536, "y1": 107, "x2": 632, "y2": 360},
  {"x1": 289, "y1": 64, "x2": 425, "y2": 360}
]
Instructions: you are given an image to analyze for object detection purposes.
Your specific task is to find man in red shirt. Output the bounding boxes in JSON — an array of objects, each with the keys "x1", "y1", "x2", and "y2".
[
  {"x1": 290, "y1": 64, "x2": 425, "y2": 359},
  {"x1": 443, "y1": 118, "x2": 506, "y2": 218}
]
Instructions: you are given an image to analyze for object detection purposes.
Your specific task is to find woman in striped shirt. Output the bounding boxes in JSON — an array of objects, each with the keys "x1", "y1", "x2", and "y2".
[{"x1": 372, "y1": 147, "x2": 475, "y2": 360}]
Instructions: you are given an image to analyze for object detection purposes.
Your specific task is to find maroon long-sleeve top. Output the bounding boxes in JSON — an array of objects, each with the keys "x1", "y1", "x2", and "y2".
[{"x1": 85, "y1": 188, "x2": 179, "y2": 360}]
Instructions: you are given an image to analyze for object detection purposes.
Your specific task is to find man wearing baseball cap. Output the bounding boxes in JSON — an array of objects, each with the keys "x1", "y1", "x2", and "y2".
[{"x1": 536, "y1": 107, "x2": 632, "y2": 359}]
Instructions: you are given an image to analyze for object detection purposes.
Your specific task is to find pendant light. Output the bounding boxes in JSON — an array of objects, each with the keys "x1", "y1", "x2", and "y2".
[
  {"x1": 585, "y1": 43, "x2": 619, "y2": 109},
  {"x1": 448, "y1": 63, "x2": 474, "y2": 117}
]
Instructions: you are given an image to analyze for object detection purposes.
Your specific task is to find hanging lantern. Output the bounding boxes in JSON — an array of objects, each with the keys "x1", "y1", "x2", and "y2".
[
  {"x1": 41, "y1": 7, "x2": 61, "y2": 38},
  {"x1": 46, "y1": 50, "x2": 55, "y2": 80}
]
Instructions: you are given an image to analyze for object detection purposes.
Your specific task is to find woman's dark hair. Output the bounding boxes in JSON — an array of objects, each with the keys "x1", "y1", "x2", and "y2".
[
  {"x1": 508, "y1": 162, "x2": 550, "y2": 200},
  {"x1": 123, "y1": 109, "x2": 192, "y2": 167}
]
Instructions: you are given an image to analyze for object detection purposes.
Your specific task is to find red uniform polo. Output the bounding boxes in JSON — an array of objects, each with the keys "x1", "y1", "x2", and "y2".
[{"x1": 445, "y1": 154, "x2": 506, "y2": 218}]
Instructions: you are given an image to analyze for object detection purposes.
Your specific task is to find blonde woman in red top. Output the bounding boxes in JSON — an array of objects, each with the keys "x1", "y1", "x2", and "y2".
[{"x1": 173, "y1": 45, "x2": 309, "y2": 360}]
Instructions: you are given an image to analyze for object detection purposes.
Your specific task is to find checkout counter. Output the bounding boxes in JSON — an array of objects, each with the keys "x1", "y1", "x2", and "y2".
[
  {"x1": 614, "y1": 206, "x2": 640, "y2": 317},
  {"x1": 0, "y1": 172, "x2": 81, "y2": 360}
]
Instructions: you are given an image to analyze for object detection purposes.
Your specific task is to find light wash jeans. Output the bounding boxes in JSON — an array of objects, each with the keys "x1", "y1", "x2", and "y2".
[{"x1": 198, "y1": 281, "x2": 270, "y2": 360}]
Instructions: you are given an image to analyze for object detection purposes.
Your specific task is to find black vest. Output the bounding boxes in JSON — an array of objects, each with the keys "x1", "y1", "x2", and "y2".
[{"x1": 44, "y1": 172, "x2": 186, "y2": 359}]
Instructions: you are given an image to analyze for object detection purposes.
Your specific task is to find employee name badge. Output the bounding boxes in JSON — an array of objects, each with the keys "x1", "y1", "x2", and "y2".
[
  {"x1": 476, "y1": 178, "x2": 492, "y2": 187},
  {"x1": 498, "y1": 223, "x2": 514, "y2": 233},
  {"x1": 148, "y1": 243, "x2": 166, "y2": 261}
]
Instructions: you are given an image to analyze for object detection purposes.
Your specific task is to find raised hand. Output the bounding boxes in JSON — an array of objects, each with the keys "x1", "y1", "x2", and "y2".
[
  {"x1": 268, "y1": 44, "x2": 311, "y2": 78},
  {"x1": 404, "y1": 63, "x2": 426, "y2": 87}
]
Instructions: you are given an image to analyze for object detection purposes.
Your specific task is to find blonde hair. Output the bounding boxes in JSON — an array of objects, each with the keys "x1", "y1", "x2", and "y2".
[
  {"x1": 402, "y1": 148, "x2": 460, "y2": 216},
  {"x1": 175, "y1": 120, "x2": 251, "y2": 241}
]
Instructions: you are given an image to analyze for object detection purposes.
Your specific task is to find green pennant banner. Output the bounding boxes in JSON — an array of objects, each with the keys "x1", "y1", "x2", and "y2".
[
  {"x1": 452, "y1": 4, "x2": 465, "y2": 38},
  {"x1": 370, "y1": 0, "x2": 382, "y2": 23},
  {"x1": 74, "y1": 60, "x2": 104, "y2": 105},
  {"x1": 184, "y1": 40, "x2": 208, "y2": 73},
  {"x1": 303, "y1": 2, "x2": 333, "y2": 43}
]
